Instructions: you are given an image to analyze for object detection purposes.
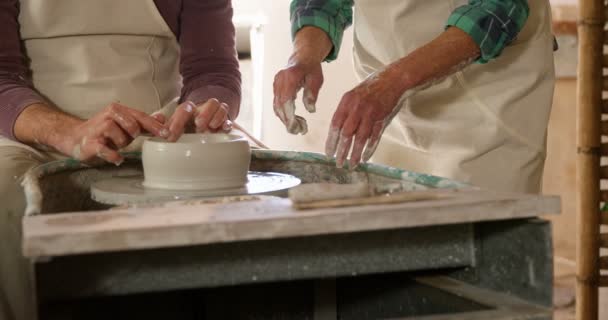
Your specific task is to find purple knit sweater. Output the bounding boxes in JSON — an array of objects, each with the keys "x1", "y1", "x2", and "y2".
[{"x1": 0, "y1": 0, "x2": 241, "y2": 140}]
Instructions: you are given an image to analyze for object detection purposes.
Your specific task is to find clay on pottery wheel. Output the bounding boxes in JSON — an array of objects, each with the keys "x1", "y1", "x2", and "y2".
[{"x1": 142, "y1": 133, "x2": 251, "y2": 190}]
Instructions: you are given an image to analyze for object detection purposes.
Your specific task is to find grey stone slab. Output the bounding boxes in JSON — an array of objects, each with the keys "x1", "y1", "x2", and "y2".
[
  {"x1": 36, "y1": 224, "x2": 474, "y2": 301},
  {"x1": 451, "y1": 218, "x2": 554, "y2": 307}
]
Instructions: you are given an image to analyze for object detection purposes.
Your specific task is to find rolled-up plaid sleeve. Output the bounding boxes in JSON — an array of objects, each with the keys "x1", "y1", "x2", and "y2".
[
  {"x1": 290, "y1": 0, "x2": 354, "y2": 62},
  {"x1": 446, "y1": 0, "x2": 529, "y2": 63}
]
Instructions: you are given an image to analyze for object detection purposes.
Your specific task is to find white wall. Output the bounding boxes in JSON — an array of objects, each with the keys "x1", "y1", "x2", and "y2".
[{"x1": 233, "y1": 0, "x2": 359, "y2": 153}]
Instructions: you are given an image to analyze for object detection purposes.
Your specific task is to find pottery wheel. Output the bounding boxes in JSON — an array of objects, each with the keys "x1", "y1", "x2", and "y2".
[{"x1": 91, "y1": 171, "x2": 301, "y2": 206}]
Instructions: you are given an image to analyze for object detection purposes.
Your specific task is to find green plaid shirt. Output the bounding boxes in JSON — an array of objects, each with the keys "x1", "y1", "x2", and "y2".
[{"x1": 291, "y1": 0, "x2": 529, "y2": 63}]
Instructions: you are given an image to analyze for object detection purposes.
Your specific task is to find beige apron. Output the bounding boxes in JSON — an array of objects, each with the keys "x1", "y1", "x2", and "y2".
[
  {"x1": 353, "y1": 0, "x2": 555, "y2": 193},
  {"x1": 0, "y1": 0, "x2": 182, "y2": 151},
  {"x1": 0, "y1": 1, "x2": 181, "y2": 319}
]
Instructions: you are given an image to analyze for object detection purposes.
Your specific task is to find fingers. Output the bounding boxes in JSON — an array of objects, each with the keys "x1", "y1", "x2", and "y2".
[
  {"x1": 363, "y1": 122, "x2": 385, "y2": 162},
  {"x1": 77, "y1": 137, "x2": 124, "y2": 166},
  {"x1": 334, "y1": 108, "x2": 362, "y2": 168},
  {"x1": 283, "y1": 100, "x2": 298, "y2": 134},
  {"x1": 99, "y1": 120, "x2": 130, "y2": 149},
  {"x1": 349, "y1": 118, "x2": 373, "y2": 169},
  {"x1": 90, "y1": 140, "x2": 124, "y2": 165},
  {"x1": 273, "y1": 68, "x2": 302, "y2": 107},
  {"x1": 303, "y1": 67, "x2": 323, "y2": 113},
  {"x1": 222, "y1": 119, "x2": 233, "y2": 133},
  {"x1": 273, "y1": 94, "x2": 288, "y2": 124},
  {"x1": 151, "y1": 113, "x2": 166, "y2": 124},
  {"x1": 325, "y1": 127, "x2": 340, "y2": 157},
  {"x1": 109, "y1": 110, "x2": 140, "y2": 138},
  {"x1": 105, "y1": 103, "x2": 165, "y2": 138},
  {"x1": 325, "y1": 93, "x2": 355, "y2": 157},
  {"x1": 199, "y1": 101, "x2": 228, "y2": 132},
  {"x1": 273, "y1": 65, "x2": 319, "y2": 135},
  {"x1": 165, "y1": 101, "x2": 196, "y2": 142},
  {"x1": 335, "y1": 134, "x2": 353, "y2": 169},
  {"x1": 294, "y1": 115, "x2": 308, "y2": 135}
]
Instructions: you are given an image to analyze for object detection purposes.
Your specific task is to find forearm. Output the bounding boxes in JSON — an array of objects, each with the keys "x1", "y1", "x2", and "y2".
[
  {"x1": 180, "y1": 0, "x2": 241, "y2": 120},
  {"x1": 13, "y1": 103, "x2": 82, "y2": 152},
  {"x1": 290, "y1": 26, "x2": 333, "y2": 66},
  {"x1": 378, "y1": 27, "x2": 481, "y2": 100},
  {"x1": 290, "y1": 0, "x2": 353, "y2": 61}
]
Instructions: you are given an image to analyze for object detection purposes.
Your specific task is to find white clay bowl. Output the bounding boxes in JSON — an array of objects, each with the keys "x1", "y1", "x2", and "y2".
[{"x1": 142, "y1": 133, "x2": 251, "y2": 191}]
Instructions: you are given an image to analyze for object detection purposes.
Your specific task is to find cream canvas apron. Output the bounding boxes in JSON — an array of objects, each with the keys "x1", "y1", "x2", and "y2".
[
  {"x1": 0, "y1": 1, "x2": 181, "y2": 319},
  {"x1": 353, "y1": 0, "x2": 555, "y2": 193}
]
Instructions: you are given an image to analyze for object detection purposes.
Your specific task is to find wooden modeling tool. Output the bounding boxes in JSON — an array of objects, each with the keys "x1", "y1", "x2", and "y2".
[{"x1": 289, "y1": 183, "x2": 453, "y2": 210}]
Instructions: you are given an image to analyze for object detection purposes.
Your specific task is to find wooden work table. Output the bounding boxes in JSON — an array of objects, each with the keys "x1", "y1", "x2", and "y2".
[{"x1": 19, "y1": 152, "x2": 560, "y2": 319}]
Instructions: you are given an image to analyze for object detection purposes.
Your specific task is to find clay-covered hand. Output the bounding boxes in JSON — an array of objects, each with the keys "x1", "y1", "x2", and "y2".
[
  {"x1": 161, "y1": 98, "x2": 232, "y2": 142},
  {"x1": 56, "y1": 102, "x2": 166, "y2": 165},
  {"x1": 273, "y1": 60, "x2": 323, "y2": 135},
  {"x1": 326, "y1": 73, "x2": 405, "y2": 169}
]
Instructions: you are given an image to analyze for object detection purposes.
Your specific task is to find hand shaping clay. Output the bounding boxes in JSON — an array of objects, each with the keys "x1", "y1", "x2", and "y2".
[{"x1": 142, "y1": 133, "x2": 251, "y2": 190}]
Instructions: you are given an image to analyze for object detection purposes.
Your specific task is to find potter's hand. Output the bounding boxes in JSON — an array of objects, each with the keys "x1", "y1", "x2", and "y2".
[
  {"x1": 325, "y1": 27, "x2": 482, "y2": 169},
  {"x1": 55, "y1": 103, "x2": 165, "y2": 165},
  {"x1": 273, "y1": 60, "x2": 323, "y2": 135},
  {"x1": 272, "y1": 26, "x2": 333, "y2": 135},
  {"x1": 162, "y1": 99, "x2": 232, "y2": 142},
  {"x1": 326, "y1": 73, "x2": 405, "y2": 170}
]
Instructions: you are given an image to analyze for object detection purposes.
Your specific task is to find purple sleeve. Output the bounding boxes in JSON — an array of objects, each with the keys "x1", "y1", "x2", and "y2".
[
  {"x1": 0, "y1": 0, "x2": 47, "y2": 140},
  {"x1": 179, "y1": 0, "x2": 242, "y2": 120}
]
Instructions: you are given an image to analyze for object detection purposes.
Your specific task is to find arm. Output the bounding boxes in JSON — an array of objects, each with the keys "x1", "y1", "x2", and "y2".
[
  {"x1": 290, "y1": 0, "x2": 354, "y2": 62},
  {"x1": 272, "y1": 0, "x2": 353, "y2": 135},
  {"x1": 2, "y1": 1, "x2": 164, "y2": 164},
  {"x1": 0, "y1": 0, "x2": 49, "y2": 141},
  {"x1": 179, "y1": 0, "x2": 241, "y2": 121},
  {"x1": 327, "y1": 0, "x2": 530, "y2": 168}
]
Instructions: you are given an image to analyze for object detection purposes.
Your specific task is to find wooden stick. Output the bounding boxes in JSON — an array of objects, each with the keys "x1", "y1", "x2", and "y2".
[
  {"x1": 600, "y1": 276, "x2": 608, "y2": 287},
  {"x1": 600, "y1": 256, "x2": 608, "y2": 270},
  {"x1": 292, "y1": 191, "x2": 450, "y2": 210},
  {"x1": 602, "y1": 99, "x2": 608, "y2": 114},
  {"x1": 602, "y1": 211, "x2": 608, "y2": 225},
  {"x1": 600, "y1": 143, "x2": 608, "y2": 155},
  {"x1": 232, "y1": 122, "x2": 269, "y2": 149},
  {"x1": 576, "y1": 0, "x2": 604, "y2": 318}
]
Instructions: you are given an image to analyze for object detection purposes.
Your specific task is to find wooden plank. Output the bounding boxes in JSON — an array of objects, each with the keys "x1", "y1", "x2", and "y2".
[
  {"x1": 601, "y1": 211, "x2": 608, "y2": 225},
  {"x1": 22, "y1": 189, "x2": 560, "y2": 258},
  {"x1": 600, "y1": 256, "x2": 608, "y2": 270},
  {"x1": 600, "y1": 276, "x2": 608, "y2": 287},
  {"x1": 293, "y1": 190, "x2": 449, "y2": 210}
]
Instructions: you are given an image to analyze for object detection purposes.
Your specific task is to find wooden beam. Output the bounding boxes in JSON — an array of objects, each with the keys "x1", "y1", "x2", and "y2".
[
  {"x1": 602, "y1": 211, "x2": 608, "y2": 225},
  {"x1": 576, "y1": 0, "x2": 605, "y2": 318},
  {"x1": 600, "y1": 276, "x2": 608, "y2": 287},
  {"x1": 602, "y1": 99, "x2": 608, "y2": 114},
  {"x1": 600, "y1": 256, "x2": 608, "y2": 270}
]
